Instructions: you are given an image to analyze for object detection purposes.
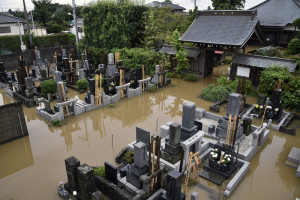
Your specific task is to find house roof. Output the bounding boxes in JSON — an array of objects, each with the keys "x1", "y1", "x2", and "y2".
[
  {"x1": 0, "y1": 13, "x2": 26, "y2": 24},
  {"x1": 158, "y1": 45, "x2": 201, "y2": 58},
  {"x1": 249, "y1": 0, "x2": 300, "y2": 27},
  {"x1": 232, "y1": 53, "x2": 299, "y2": 72},
  {"x1": 179, "y1": 10, "x2": 265, "y2": 47},
  {"x1": 146, "y1": 1, "x2": 185, "y2": 10}
]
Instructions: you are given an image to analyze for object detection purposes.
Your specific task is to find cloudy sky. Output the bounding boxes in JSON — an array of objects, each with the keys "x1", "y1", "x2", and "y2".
[{"x1": 0, "y1": 0, "x2": 265, "y2": 12}]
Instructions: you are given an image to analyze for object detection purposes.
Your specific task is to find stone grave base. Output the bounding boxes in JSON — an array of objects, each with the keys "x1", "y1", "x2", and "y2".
[
  {"x1": 285, "y1": 147, "x2": 300, "y2": 178},
  {"x1": 198, "y1": 147, "x2": 250, "y2": 197},
  {"x1": 160, "y1": 149, "x2": 182, "y2": 164},
  {"x1": 13, "y1": 92, "x2": 37, "y2": 107},
  {"x1": 161, "y1": 192, "x2": 185, "y2": 200},
  {"x1": 64, "y1": 183, "x2": 89, "y2": 200}
]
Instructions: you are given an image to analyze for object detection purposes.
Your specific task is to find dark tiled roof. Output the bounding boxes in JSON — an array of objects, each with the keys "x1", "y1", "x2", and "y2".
[
  {"x1": 0, "y1": 13, "x2": 26, "y2": 24},
  {"x1": 179, "y1": 10, "x2": 264, "y2": 47},
  {"x1": 159, "y1": 45, "x2": 201, "y2": 58},
  {"x1": 232, "y1": 53, "x2": 299, "y2": 72},
  {"x1": 146, "y1": 1, "x2": 185, "y2": 10},
  {"x1": 249, "y1": 0, "x2": 300, "y2": 27}
]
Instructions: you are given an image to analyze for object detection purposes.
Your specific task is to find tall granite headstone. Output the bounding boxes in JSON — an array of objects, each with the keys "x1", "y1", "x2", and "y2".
[
  {"x1": 227, "y1": 93, "x2": 242, "y2": 116},
  {"x1": 65, "y1": 156, "x2": 80, "y2": 190},
  {"x1": 77, "y1": 163, "x2": 95, "y2": 200}
]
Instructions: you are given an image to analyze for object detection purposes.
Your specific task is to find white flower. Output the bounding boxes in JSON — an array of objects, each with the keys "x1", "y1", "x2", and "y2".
[
  {"x1": 210, "y1": 152, "x2": 214, "y2": 155},
  {"x1": 229, "y1": 154, "x2": 231, "y2": 157},
  {"x1": 73, "y1": 191, "x2": 77, "y2": 196},
  {"x1": 275, "y1": 108, "x2": 279, "y2": 111},
  {"x1": 215, "y1": 148, "x2": 218, "y2": 151}
]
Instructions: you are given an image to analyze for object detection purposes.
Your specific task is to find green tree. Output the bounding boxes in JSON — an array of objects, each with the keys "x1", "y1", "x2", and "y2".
[
  {"x1": 32, "y1": 0, "x2": 54, "y2": 27},
  {"x1": 172, "y1": 29, "x2": 189, "y2": 74},
  {"x1": 292, "y1": 18, "x2": 300, "y2": 29},
  {"x1": 212, "y1": 0, "x2": 245, "y2": 10},
  {"x1": 285, "y1": 38, "x2": 300, "y2": 55}
]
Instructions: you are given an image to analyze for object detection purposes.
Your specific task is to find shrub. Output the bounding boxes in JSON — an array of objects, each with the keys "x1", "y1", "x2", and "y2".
[
  {"x1": 231, "y1": 78, "x2": 257, "y2": 96},
  {"x1": 76, "y1": 79, "x2": 89, "y2": 90},
  {"x1": 258, "y1": 65, "x2": 291, "y2": 96},
  {"x1": 51, "y1": 119, "x2": 62, "y2": 127},
  {"x1": 41, "y1": 79, "x2": 57, "y2": 96},
  {"x1": 94, "y1": 166, "x2": 105, "y2": 177},
  {"x1": 285, "y1": 38, "x2": 300, "y2": 55},
  {"x1": 201, "y1": 84, "x2": 232, "y2": 102},
  {"x1": 148, "y1": 85, "x2": 158, "y2": 93},
  {"x1": 281, "y1": 76, "x2": 300, "y2": 111},
  {"x1": 252, "y1": 46, "x2": 283, "y2": 57},
  {"x1": 167, "y1": 72, "x2": 176, "y2": 78},
  {"x1": 223, "y1": 58, "x2": 232, "y2": 64},
  {"x1": 124, "y1": 150, "x2": 134, "y2": 164},
  {"x1": 184, "y1": 74, "x2": 198, "y2": 82},
  {"x1": 216, "y1": 76, "x2": 231, "y2": 86},
  {"x1": 108, "y1": 104, "x2": 116, "y2": 108}
]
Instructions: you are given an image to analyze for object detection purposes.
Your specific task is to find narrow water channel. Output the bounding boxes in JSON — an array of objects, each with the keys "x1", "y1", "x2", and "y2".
[{"x1": 0, "y1": 65, "x2": 299, "y2": 200}]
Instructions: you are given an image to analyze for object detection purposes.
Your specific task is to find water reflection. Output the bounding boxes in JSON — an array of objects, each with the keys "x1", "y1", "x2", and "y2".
[{"x1": 0, "y1": 136, "x2": 34, "y2": 179}]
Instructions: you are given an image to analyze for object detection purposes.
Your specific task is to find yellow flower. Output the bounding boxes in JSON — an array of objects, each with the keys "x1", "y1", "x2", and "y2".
[{"x1": 255, "y1": 104, "x2": 259, "y2": 108}]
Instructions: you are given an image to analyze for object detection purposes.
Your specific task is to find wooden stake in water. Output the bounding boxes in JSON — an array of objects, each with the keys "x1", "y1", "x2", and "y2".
[
  {"x1": 95, "y1": 74, "x2": 98, "y2": 106},
  {"x1": 99, "y1": 74, "x2": 102, "y2": 105},
  {"x1": 120, "y1": 70, "x2": 124, "y2": 98},
  {"x1": 260, "y1": 104, "x2": 268, "y2": 128},
  {"x1": 112, "y1": 134, "x2": 114, "y2": 148},
  {"x1": 142, "y1": 64, "x2": 145, "y2": 91},
  {"x1": 226, "y1": 114, "x2": 232, "y2": 144}
]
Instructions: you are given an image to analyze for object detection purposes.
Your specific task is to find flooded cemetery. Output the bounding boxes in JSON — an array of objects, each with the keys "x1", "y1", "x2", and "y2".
[{"x1": 0, "y1": 0, "x2": 300, "y2": 200}]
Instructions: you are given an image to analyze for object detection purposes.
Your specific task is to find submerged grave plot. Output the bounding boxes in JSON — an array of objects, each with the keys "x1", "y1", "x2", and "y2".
[
  {"x1": 37, "y1": 52, "x2": 171, "y2": 122},
  {"x1": 59, "y1": 99, "x2": 270, "y2": 199}
]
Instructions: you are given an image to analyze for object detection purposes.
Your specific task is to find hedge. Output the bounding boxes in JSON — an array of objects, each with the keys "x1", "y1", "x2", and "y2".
[{"x1": 0, "y1": 33, "x2": 75, "y2": 53}]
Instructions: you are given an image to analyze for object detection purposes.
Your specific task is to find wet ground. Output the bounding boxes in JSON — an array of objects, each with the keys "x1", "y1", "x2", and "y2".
[{"x1": 0, "y1": 64, "x2": 299, "y2": 200}]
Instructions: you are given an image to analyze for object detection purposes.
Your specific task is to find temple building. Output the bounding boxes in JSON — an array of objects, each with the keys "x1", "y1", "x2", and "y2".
[{"x1": 249, "y1": 0, "x2": 300, "y2": 44}]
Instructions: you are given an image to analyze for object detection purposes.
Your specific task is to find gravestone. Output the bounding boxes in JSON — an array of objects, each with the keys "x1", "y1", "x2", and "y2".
[
  {"x1": 227, "y1": 93, "x2": 242, "y2": 116},
  {"x1": 0, "y1": 62, "x2": 5, "y2": 72},
  {"x1": 243, "y1": 117, "x2": 252, "y2": 136},
  {"x1": 126, "y1": 141, "x2": 148, "y2": 188},
  {"x1": 55, "y1": 71, "x2": 62, "y2": 82},
  {"x1": 65, "y1": 156, "x2": 80, "y2": 190},
  {"x1": 62, "y1": 49, "x2": 68, "y2": 59},
  {"x1": 257, "y1": 94, "x2": 267, "y2": 106},
  {"x1": 25, "y1": 77, "x2": 34, "y2": 90},
  {"x1": 43, "y1": 99, "x2": 51, "y2": 114},
  {"x1": 182, "y1": 103, "x2": 197, "y2": 132},
  {"x1": 79, "y1": 69, "x2": 85, "y2": 79},
  {"x1": 169, "y1": 122, "x2": 181, "y2": 146},
  {"x1": 272, "y1": 89, "x2": 282, "y2": 108},
  {"x1": 108, "y1": 53, "x2": 114, "y2": 65},
  {"x1": 77, "y1": 163, "x2": 95, "y2": 200},
  {"x1": 136, "y1": 127, "x2": 150, "y2": 146},
  {"x1": 134, "y1": 141, "x2": 147, "y2": 168},
  {"x1": 89, "y1": 79, "x2": 95, "y2": 96},
  {"x1": 191, "y1": 192, "x2": 199, "y2": 200},
  {"x1": 41, "y1": 69, "x2": 47, "y2": 79},
  {"x1": 105, "y1": 162, "x2": 118, "y2": 185},
  {"x1": 161, "y1": 169, "x2": 185, "y2": 200}
]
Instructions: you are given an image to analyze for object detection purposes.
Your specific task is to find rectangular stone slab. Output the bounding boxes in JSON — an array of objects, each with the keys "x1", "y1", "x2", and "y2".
[
  {"x1": 136, "y1": 127, "x2": 150, "y2": 146},
  {"x1": 199, "y1": 169, "x2": 226, "y2": 186}
]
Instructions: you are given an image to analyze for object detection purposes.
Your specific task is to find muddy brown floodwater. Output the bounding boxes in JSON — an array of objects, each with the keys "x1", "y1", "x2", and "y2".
[{"x1": 0, "y1": 65, "x2": 299, "y2": 200}]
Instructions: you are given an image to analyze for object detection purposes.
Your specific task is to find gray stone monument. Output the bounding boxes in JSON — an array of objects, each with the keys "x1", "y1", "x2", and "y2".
[
  {"x1": 79, "y1": 69, "x2": 85, "y2": 79},
  {"x1": 181, "y1": 103, "x2": 198, "y2": 141},
  {"x1": 136, "y1": 127, "x2": 150, "y2": 146},
  {"x1": 108, "y1": 53, "x2": 114, "y2": 65},
  {"x1": 227, "y1": 93, "x2": 243, "y2": 116},
  {"x1": 55, "y1": 71, "x2": 62, "y2": 82},
  {"x1": 191, "y1": 192, "x2": 198, "y2": 200},
  {"x1": 126, "y1": 141, "x2": 148, "y2": 189}
]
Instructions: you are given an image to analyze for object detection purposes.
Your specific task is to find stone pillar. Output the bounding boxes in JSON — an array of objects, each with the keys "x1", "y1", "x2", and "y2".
[
  {"x1": 164, "y1": 169, "x2": 183, "y2": 200},
  {"x1": 169, "y1": 122, "x2": 181, "y2": 146},
  {"x1": 191, "y1": 192, "x2": 199, "y2": 200},
  {"x1": 65, "y1": 156, "x2": 80, "y2": 190},
  {"x1": 77, "y1": 163, "x2": 95, "y2": 199},
  {"x1": 79, "y1": 69, "x2": 85, "y2": 79},
  {"x1": 227, "y1": 93, "x2": 242, "y2": 116},
  {"x1": 182, "y1": 103, "x2": 197, "y2": 132},
  {"x1": 134, "y1": 141, "x2": 148, "y2": 168}
]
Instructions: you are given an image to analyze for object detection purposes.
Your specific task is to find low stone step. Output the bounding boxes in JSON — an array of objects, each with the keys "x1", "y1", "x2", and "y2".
[{"x1": 285, "y1": 160, "x2": 298, "y2": 169}]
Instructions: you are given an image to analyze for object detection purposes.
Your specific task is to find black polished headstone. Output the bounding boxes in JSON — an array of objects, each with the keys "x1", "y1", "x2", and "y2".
[
  {"x1": 0, "y1": 62, "x2": 5, "y2": 72},
  {"x1": 162, "y1": 169, "x2": 185, "y2": 200},
  {"x1": 89, "y1": 79, "x2": 95, "y2": 96},
  {"x1": 104, "y1": 162, "x2": 118, "y2": 185},
  {"x1": 272, "y1": 89, "x2": 282, "y2": 108}
]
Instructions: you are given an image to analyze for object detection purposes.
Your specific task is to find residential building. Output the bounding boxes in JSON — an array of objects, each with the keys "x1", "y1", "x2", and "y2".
[{"x1": 0, "y1": 13, "x2": 25, "y2": 36}]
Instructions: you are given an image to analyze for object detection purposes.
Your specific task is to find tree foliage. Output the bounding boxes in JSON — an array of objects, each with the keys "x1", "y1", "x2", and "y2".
[
  {"x1": 281, "y1": 76, "x2": 300, "y2": 111},
  {"x1": 172, "y1": 29, "x2": 189, "y2": 74},
  {"x1": 285, "y1": 38, "x2": 300, "y2": 55},
  {"x1": 258, "y1": 65, "x2": 292, "y2": 96},
  {"x1": 32, "y1": 0, "x2": 54, "y2": 27},
  {"x1": 212, "y1": 0, "x2": 245, "y2": 10},
  {"x1": 82, "y1": 0, "x2": 147, "y2": 50}
]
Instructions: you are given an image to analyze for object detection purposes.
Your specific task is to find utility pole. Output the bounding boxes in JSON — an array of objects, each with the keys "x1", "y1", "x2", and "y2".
[
  {"x1": 22, "y1": 0, "x2": 33, "y2": 46},
  {"x1": 31, "y1": 11, "x2": 35, "y2": 36},
  {"x1": 72, "y1": 0, "x2": 79, "y2": 45}
]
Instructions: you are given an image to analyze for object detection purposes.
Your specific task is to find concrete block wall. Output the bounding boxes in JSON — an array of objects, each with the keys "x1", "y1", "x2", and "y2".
[{"x1": 0, "y1": 102, "x2": 28, "y2": 144}]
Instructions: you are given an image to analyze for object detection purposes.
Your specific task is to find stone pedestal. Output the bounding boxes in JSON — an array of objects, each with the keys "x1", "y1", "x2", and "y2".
[
  {"x1": 161, "y1": 169, "x2": 185, "y2": 200},
  {"x1": 227, "y1": 93, "x2": 243, "y2": 116}
]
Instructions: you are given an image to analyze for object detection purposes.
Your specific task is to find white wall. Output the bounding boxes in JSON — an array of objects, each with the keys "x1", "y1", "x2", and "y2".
[
  {"x1": 31, "y1": 27, "x2": 47, "y2": 36},
  {"x1": 70, "y1": 26, "x2": 85, "y2": 40},
  {"x1": 0, "y1": 23, "x2": 24, "y2": 36}
]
